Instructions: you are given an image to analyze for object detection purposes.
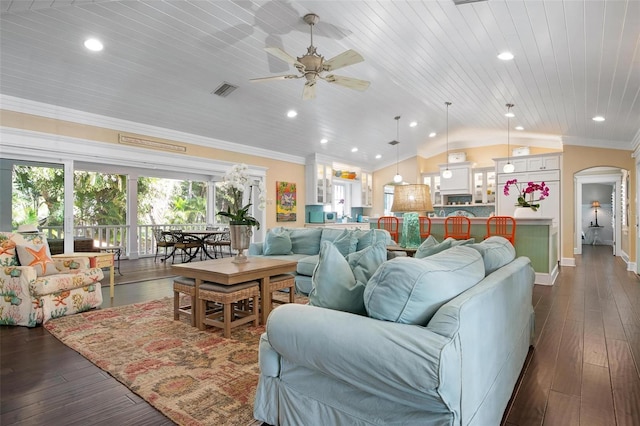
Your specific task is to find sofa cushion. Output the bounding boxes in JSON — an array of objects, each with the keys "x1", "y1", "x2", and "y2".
[
  {"x1": 263, "y1": 229, "x2": 293, "y2": 255},
  {"x1": 354, "y1": 229, "x2": 385, "y2": 251},
  {"x1": 347, "y1": 240, "x2": 388, "y2": 285},
  {"x1": 364, "y1": 246, "x2": 485, "y2": 325},
  {"x1": 309, "y1": 241, "x2": 387, "y2": 315},
  {"x1": 16, "y1": 241, "x2": 57, "y2": 276},
  {"x1": 332, "y1": 229, "x2": 358, "y2": 257},
  {"x1": 414, "y1": 236, "x2": 475, "y2": 259},
  {"x1": 289, "y1": 228, "x2": 323, "y2": 255},
  {"x1": 309, "y1": 242, "x2": 365, "y2": 314},
  {"x1": 467, "y1": 236, "x2": 516, "y2": 275},
  {"x1": 296, "y1": 254, "x2": 319, "y2": 276}
]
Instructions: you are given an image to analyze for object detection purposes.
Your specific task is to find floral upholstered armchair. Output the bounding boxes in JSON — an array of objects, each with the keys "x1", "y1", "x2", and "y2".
[{"x1": 0, "y1": 231, "x2": 103, "y2": 327}]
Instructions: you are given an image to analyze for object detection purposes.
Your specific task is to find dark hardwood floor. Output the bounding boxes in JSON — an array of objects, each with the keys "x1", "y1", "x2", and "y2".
[{"x1": 2, "y1": 246, "x2": 639, "y2": 425}]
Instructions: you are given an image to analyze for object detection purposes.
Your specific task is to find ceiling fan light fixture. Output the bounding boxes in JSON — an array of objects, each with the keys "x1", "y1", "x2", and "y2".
[{"x1": 442, "y1": 101, "x2": 452, "y2": 179}]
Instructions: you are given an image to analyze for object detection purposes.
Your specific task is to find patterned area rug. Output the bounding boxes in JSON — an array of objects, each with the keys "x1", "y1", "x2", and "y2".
[{"x1": 44, "y1": 293, "x2": 307, "y2": 425}]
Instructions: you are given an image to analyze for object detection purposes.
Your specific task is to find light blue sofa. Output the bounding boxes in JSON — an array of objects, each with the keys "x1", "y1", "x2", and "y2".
[
  {"x1": 254, "y1": 239, "x2": 535, "y2": 425},
  {"x1": 248, "y1": 227, "x2": 392, "y2": 295}
]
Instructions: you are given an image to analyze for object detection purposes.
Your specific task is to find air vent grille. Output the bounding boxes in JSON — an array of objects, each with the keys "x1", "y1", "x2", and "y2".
[
  {"x1": 453, "y1": 0, "x2": 487, "y2": 5},
  {"x1": 212, "y1": 82, "x2": 238, "y2": 97}
]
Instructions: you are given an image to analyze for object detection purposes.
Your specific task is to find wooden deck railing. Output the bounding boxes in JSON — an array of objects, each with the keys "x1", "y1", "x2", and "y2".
[{"x1": 40, "y1": 223, "x2": 218, "y2": 258}]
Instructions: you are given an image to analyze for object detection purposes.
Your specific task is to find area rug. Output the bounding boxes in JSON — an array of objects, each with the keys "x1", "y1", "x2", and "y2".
[{"x1": 44, "y1": 293, "x2": 307, "y2": 425}]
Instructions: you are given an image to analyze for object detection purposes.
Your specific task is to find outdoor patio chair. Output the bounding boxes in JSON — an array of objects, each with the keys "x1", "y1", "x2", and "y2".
[{"x1": 153, "y1": 228, "x2": 177, "y2": 263}]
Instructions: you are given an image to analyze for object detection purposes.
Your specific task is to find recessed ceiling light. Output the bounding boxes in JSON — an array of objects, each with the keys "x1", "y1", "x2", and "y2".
[
  {"x1": 287, "y1": 110, "x2": 297, "y2": 118},
  {"x1": 505, "y1": 111, "x2": 515, "y2": 118},
  {"x1": 351, "y1": 147, "x2": 358, "y2": 153},
  {"x1": 320, "y1": 138, "x2": 328, "y2": 144},
  {"x1": 375, "y1": 154, "x2": 382, "y2": 159},
  {"x1": 84, "y1": 38, "x2": 103, "y2": 52},
  {"x1": 498, "y1": 51, "x2": 514, "y2": 61},
  {"x1": 429, "y1": 132, "x2": 436, "y2": 138},
  {"x1": 409, "y1": 121, "x2": 417, "y2": 128},
  {"x1": 592, "y1": 116, "x2": 605, "y2": 122},
  {"x1": 515, "y1": 126, "x2": 524, "y2": 130}
]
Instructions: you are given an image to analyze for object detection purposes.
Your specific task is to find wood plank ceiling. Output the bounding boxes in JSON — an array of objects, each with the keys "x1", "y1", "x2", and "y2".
[{"x1": 1, "y1": 0, "x2": 639, "y2": 169}]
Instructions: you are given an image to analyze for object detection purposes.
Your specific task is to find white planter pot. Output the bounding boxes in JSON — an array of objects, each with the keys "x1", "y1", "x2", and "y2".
[{"x1": 513, "y1": 207, "x2": 542, "y2": 218}]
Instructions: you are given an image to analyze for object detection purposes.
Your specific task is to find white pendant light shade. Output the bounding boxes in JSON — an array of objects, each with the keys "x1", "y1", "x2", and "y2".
[
  {"x1": 504, "y1": 103, "x2": 515, "y2": 174},
  {"x1": 503, "y1": 162, "x2": 515, "y2": 173},
  {"x1": 393, "y1": 173, "x2": 403, "y2": 183},
  {"x1": 442, "y1": 101, "x2": 452, "y2": 179}
]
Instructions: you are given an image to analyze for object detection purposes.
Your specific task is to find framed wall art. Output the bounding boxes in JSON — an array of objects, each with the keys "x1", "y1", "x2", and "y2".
[{"x1": 276, "y1": 181, "x2": 297, "y2": 222}]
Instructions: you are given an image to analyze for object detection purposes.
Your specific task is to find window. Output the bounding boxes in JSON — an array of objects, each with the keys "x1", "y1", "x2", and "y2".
[{"x1": 383, "y1": 185, "x2": 395, "y2": 215}]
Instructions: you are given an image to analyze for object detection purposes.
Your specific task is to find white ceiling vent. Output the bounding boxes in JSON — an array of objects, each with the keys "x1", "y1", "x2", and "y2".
[{"x1": 212, "y1": 82, "x2": 238, "y2": 97}]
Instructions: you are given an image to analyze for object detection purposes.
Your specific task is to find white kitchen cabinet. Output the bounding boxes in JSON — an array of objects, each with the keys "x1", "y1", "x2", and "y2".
[
  {"x1": 495, "y1": 153, "x2": 561, "y2": 227},
  {"x1": 305, "y1": 161, "x2": 333, "y2": 205},
  {"x1": 422, "y1": 173, "x2": 443, "y2": 206},
  {"x1": 439, "y1": 162, "x2": 472, "y2": 195},
  {"x1": 473, "y1": 167, "x2": 496, "y2": 204},
  {"x1": 360, "y1": 171, "x2": 373, "y2": 207}
]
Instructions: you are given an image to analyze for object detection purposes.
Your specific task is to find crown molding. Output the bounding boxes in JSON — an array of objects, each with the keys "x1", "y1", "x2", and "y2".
[
  {"x1": 0, "y1": 95, "x2": 305, "y2": 165},
  {"x1": 562, "y1": 135, "x2": 633, "y2": 151}
]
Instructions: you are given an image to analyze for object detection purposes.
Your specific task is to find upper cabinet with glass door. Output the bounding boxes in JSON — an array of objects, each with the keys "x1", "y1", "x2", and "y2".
[
  {"x1": 473, "y1": 167, "x2": 496, "y2": 204},
  {"x1": 422, "y1": 173, "x2": 443, "y2": 206},
  {"x1": 305, "y1": 160, "x2": 332, "y2": 205}
]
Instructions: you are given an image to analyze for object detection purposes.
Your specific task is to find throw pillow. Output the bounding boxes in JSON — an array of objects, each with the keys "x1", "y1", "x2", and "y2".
[
  {"x1": 309, "y1": 242, "x2": 365, "y2": 314},
  {"x1": 16, "y1": 242, "x2": 57, "y2": 276},
  {"x1": 347, "y1": 240, "x2": 388, "y2": 284},
  {"x1": 289, "y1": 228, "x2": 323, "y2": 255},
  {"x1": 309, "y1": 240, "x2": 387, "y2": 315},
  {"x1": 0, "y1": 233, "x2": 19, "y2": 267},
  {"x1": 354, "y1": 229, "x2": 383, "y2": 251},
  {"x1": 413, "y1": 235, "x2": 441, "y2": 258},
  {"x1": 467, "y1": 236, "x2": 516, "y2": 275},
  {"x1": 364, "y1": 246, "x2": 485, "y2": 325},
  {"x1": 332, "y1": 229, "x2": 358, "y2": 257},
  {"x1": 263, "y1": 229, "x2": 293, "y2": 255}
]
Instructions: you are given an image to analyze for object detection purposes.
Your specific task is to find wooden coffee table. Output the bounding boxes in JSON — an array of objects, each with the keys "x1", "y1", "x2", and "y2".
[{"x1": 172, "y1": 257, "x2": 297, "y2": 328}]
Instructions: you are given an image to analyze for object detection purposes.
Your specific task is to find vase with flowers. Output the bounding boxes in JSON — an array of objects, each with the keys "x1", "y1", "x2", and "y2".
[
  {"x1": 503, "y1": 179, "x2": 550, "y2": 217},
  {"x1": 217, "y1": 163, "x2": 266, "y2": 263}
]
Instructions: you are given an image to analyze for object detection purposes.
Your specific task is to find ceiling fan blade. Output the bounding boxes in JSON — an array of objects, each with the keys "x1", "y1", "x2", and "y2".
[
  {"x1": 250, "y1": 75, "x2": 300, "y2": 82},
  {"x1": 265, "y1": 47, "x2": 304, "y2": 68},
  {"x1": 323, "y1": 49, "x2": 364, "y2": 72},
  {"x1": 323, "y1": 74, "x2": 370, "y2": 91},
  {"x1": 302, "y1": 81, "x2": 317, "y2": 100}
]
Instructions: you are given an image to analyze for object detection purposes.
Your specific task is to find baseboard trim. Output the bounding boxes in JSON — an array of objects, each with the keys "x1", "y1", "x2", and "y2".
[
  {"x1": 535, "y1": 263, "x2": 558, "y2": 286},
  {"x1": 561, "y1": 257, "x2": 576, "y2": 267}
]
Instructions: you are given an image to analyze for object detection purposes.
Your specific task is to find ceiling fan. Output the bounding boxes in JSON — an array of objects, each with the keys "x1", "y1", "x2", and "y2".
[{"x1": 250, "y1": 13, "x2": 370, "y2": 100}]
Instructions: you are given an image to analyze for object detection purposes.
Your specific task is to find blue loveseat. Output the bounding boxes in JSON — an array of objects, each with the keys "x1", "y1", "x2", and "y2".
[
  {"x1": 248, "y1": 227, "x2": 393, "y2": 295},
  {"x1": 254, "y1": 237, "x2": 535, "y2": 425}
]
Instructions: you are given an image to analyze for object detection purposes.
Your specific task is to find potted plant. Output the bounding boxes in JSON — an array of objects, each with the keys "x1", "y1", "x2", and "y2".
[{"x1": 217, "y1": 164, "x2": 265, "y2": 263}]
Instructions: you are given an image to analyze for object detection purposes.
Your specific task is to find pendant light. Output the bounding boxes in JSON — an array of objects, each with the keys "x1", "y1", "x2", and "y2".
[
  {"x1": 442, "y1": 102, "x2": 453, "y2": 179},
  {"x1": 391, "y1": 115, "x2": 403, "y2": 183},
  {"x1": 503, "y1": 103, "x2": 515, "y2": 173}
]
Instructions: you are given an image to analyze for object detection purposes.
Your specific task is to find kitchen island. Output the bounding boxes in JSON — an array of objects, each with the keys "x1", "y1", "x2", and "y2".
[{"x1": 374, "y1": 217, "x2": 558, "y2": 286}]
